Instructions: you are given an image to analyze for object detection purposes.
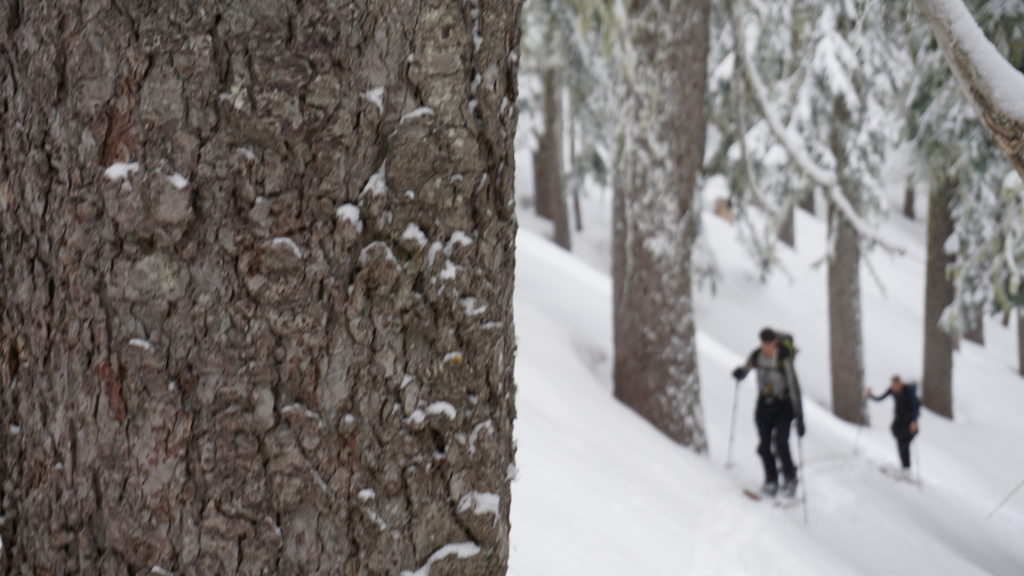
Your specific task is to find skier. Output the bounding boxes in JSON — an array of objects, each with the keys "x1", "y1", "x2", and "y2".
[
  {"x1": 732, "y1": 328, "x2": 805, "y2": 497},
  {"x1": 866, "y1": 376, "x2": 920, "y2": 476}
]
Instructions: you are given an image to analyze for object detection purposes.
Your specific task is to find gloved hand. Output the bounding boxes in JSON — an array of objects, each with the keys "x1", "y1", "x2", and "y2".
[
  {"x1": 796, "y1": 418, "x2": 806, "y2": 437},
  {"x1": 732, "y1": 367, "x2": 746, "y2": 380}
]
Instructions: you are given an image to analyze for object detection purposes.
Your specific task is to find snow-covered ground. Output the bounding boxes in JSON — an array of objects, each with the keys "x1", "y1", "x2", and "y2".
[{"x1": 509, "y1": 150, "x2": 1024, "y2": 574}]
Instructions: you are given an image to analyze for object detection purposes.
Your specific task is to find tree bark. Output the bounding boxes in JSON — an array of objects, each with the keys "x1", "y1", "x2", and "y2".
[
  {"x1": 923, "y1": 176, "x2": 957, "y2": 418},
  {"x1": 903, "y1": 176, "x2": 916, "y2": 220},
  {"x1": 964, "y1": 314, "x2": 984, "y2": 346},
  {"x1": 0, "y1": 2, "x2": 521, "y2": 574},
  {"x1": 828, "y1": 98, "x2": 867, "y2": 425},
  {"x1": 799, "y1": 190, "x2": 815, "y2": 215},
  {"x1": 778, "y1": 203, "x2": 795, "y2": 248},
  {"x1": 612, "y1": 0, "x2": 710, "y2": 451},
  {"x1": 569, "y1": 97, "x2": 583, "y2": 233},
  {"x1": 533, "y1": 68, "x2": 571, "y2": 250},
  {"x1": 1018, "y1": 310, "x2": 1024, "y2": 378}
]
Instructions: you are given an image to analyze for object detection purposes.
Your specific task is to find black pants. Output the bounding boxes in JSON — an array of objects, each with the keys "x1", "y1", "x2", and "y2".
[
  {"x1": 892, "y1": 421, "x2": 917, "y2": 469},
  {"x1": 756, "y1": 398, "x2": 796, "y2": 484}
]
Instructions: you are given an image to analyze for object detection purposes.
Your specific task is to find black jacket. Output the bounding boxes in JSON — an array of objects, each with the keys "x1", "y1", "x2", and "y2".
[{"x1": 870, "y1": 385, "x2": 920, "y2": 426}]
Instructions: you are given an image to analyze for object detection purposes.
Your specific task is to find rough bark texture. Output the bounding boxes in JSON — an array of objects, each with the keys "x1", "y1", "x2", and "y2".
[
  {"x1": 0, "y1": 1, "x2": 520, "y2": 574},
  {"x1": 778, "y1": 203, "x2": 795, "y2": 248},
  {"x1": 827, "y1": 99, "x2": 867, "y2": 426},
  {"x1": 612, "y1": 0, "x2": 710, "y2": 451},
  {"x1": 923, "y1": 177, "x2": 956, "y2": 418},
  {"x1": 532, "y1": 68, "x2": 570, "y2": 250}
]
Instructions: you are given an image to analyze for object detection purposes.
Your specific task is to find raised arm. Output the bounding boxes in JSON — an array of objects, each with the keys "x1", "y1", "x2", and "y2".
[{"x1": 867, "y1": 389, "x2": 892, "y2": 402}]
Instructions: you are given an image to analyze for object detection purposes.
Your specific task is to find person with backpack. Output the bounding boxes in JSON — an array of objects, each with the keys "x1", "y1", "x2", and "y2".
[
  {"x1": 866, "y1": 375, "x2": 920, "y2": 476},
  {"x1": 732, "y1": 328, "x2": 806, "y2": 497}
]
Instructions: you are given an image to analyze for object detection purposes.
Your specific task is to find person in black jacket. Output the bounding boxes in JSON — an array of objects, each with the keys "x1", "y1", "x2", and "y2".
[
  {"x1": 732, "y1": 328, "x2": 805, "y2": 497},
  {"x1": 867, "y1": 375, "x2": 920, "y2": 473}
]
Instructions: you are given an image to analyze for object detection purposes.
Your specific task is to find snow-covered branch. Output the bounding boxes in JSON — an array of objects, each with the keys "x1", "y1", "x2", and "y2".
[
  {"x1": 726, "y1": 0, "x2": 905, "y2": 255},
  {"x1": 913, "y1": 0, "x2": 1024, "y2": 179},
  {"x1": 728, "y1": 1, "x2": 838, "y2": 190},
  {"x1": 824, "y1": 185, "x2": 903, "y2": 255}
]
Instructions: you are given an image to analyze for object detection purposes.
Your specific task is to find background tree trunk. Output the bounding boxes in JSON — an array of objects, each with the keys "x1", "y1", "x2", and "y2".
[
  {"x1": 828, "y1": 99, "x2": 867, "y2": 425},
  {"x1": 569, "y1": 99, "x2": 583, "y2": 233},
  {"x1": 903, "y1": 176, "x2": 916, "y2": 220},
  {"x1": 778, "y1": 204, "x2": 795, "y2": 248},
  {"x1": 0, "y1": 2, "x2": 521, "y2": 574},
  {"x1": 964, "y1": 314, "x2": 984, "y2": 346},
  {"x1": 612, "y1": 0, "x2": 710, "y2": 451},
  {"x1": 923, "y1": 176, "x2": 957, "y2": 418},
  {"x1": 533, "y1": 68, "x2": 571, "y2": 249},
  {"x1": 1018, "y1": 310, "x2": 1024, "y2": 377},
  {"x1": 799, "y1": 190, "x2": 816, "y2": 215}
]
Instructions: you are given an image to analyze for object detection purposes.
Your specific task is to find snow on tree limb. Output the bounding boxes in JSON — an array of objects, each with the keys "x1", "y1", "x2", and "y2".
[
  {"x1": 825, "y1": 184, "x2": 904, "y2": 255},
  {"x1": 727, "y1": 0, "x2": 905, "y2": 255},
  {"x1": 913, "y1": 0, "x2": 1024, "y2": 179},
  {"x1": 729, "y1": 1, "x2": 838, "y2": 190}
]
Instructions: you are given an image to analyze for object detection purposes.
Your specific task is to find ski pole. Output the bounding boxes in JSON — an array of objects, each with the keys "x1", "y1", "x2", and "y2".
[
  {"x1": 726, "y1": 378, "x2": 741, "y2": 468},
  {"x1": 797, "y1": 433, "x2": 809, "y2": 524},
  {"x1": 852, "y1": 423, "x2": 863, "y2": 456},
  {"x1": 988, "y1": 476, "x2": 1024, "y2": 519}
]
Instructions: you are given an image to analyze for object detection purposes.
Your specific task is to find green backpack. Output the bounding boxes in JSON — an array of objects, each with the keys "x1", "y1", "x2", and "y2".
[{"x1": 775, "y1": 331, "x2": 798, "y2": 360}]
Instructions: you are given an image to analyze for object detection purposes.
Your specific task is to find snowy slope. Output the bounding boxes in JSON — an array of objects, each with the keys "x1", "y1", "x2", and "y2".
[{"x1": 510, "y1": 157, "x2": 1024, "y2": 574}]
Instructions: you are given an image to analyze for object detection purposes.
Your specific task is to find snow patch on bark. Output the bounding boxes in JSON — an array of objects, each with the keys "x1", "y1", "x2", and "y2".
[
  {"x1": 271, "y1": 237, "x2": 303, "y2": 259},
  {"x1": 425, "y1": 401, "x2": 457, "y2": 420},
  {"x1": 129, "y1": 338, "x2": 155, "y2": 352},
  {"x1": 336, "y1": 204, "x2": 363, "y2": 231},
  {"x1": 458, "y1": 491, "x2": 499, "y2": 517},
  {"x1": 361, "y1": 87, "x2": 385, "y2": 113},
  {"x1": 362, "y1": 162, "x2": 389, "y2": 197},
  {"x1": 402, "y1": 223, "x2": 428, "y2": 248},
  {"x1": 400, "y1": 107, "x2": 435, "y2": 124},
  {"x1": 165, "y1": 173, "x2": 189, "y2": 190},
  {"x1": 104, "y1": 162, "x2": 140, "y2": 182},
  {"x1": 460, "y1": 297, "x2": 487, "y2": 317},
  {"x1": 400, "y1": 543, "x2": 481, "y2": 576}
]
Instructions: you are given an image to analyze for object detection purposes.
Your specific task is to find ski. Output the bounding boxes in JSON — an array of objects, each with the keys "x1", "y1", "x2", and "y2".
[
  {"x1": 742, "y1": 488, "x2": 800, "y2": 508},
  {"x1": 879, "y1": 466, "x2": 921, "y2": 486}
]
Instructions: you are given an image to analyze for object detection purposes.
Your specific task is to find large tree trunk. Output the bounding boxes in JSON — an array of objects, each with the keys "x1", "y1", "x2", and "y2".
[
  {"x1": 612, "y1": 0, "x2": 710, "y2": 451},
  {"x1": 828, "y1": 99, "x2": 867, "y2": 425},
  {"x1": 0, "y1": 2, "x2": 521, "y2": 574},
  {"x1": 923, "y1": 176, "x2": 957, "y2": 418},
  {"x1": 533, "y1": 68, "x2": 571, "y2": 250}
]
